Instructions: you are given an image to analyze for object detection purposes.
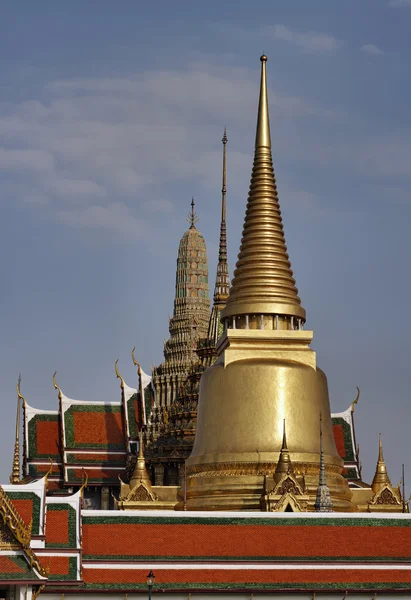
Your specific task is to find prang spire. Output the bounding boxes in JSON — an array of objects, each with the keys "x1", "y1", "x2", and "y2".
[
  {"x1": 206, "y1": 129, "x2": 230, "y2": 345},
  {"x1": 187, "y1": 198, "x2": 199, "y2": 229},
  {"x1": 221, "y1": 55, "x2": 305, "y2": 326},
  {"x1": 314, "y1": 414, "x2": 333, "y2": 512},
  {"x1": 213, "y1": 129, "x2": 230, "y2": 303}
]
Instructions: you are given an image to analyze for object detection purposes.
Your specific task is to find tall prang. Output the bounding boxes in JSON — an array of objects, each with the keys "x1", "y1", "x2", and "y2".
[
  {"x1": 186, "y1": 56, "x2": 354, "y2": 511},
  {"x1": 146, "y1": 133, "x2": 230, "y2": 486},
  {"x1": 151, "y1": 200, "x2": 210, "y2": 411}
]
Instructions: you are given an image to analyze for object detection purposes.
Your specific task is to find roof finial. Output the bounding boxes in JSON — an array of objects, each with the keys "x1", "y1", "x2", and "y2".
[
  {"x1": 10, "y1": 375, "x2": 23, "y2": 484},
  {"x1": 187, "y1": 197, "x2": 199, "y2": 229},
  {"x1": 371, "y1": 433, "x2": 391, "y2": 494},
  {"x1": 221, "y1": 55, "x2": 305, "y2": 325},
  {"x1": 351, "y1": 386, "x2": 360, "y2": 413},
  {"x1": 115, "y1": 359, "x2": 125, "y2": 390},
  {"x1": 314, "y1": 413, "x2": 333, "y2": 512},
  {"x1": 132, "y1": 347, "x2": 147, "y2": 427},
  {"x1": 52, "y1": 371, "x2": 63, "y2": 401}
]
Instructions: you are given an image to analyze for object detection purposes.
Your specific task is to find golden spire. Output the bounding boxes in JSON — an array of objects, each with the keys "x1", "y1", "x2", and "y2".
[
  {"x1": 10, "y1": 375, "x2": 23, "y2": 484},
  {"x1": 274, "y1": 420, "x2": 292, "y2": 482},
  {"x1": 129, "y1": 430, "x2": 153, "y2": 490},
  {"x1": 371, "y1": 433, "x2": 391, "y2": 494},
  {"x1": 221, "y1": 55, "x2": 306, "y2": 324}
]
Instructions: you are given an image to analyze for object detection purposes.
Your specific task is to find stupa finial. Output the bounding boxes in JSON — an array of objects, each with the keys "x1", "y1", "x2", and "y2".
[{"x1": 221, "y1": 55, "x2": 306, "y2": 325}]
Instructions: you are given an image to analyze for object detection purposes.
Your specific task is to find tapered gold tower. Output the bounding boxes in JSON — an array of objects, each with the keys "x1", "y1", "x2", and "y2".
[{"x1": 186, "y1": 56, "x2": 354, "y2": 511}]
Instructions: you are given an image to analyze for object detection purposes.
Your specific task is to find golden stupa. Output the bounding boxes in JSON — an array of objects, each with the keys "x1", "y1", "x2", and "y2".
[{"x1": 185, "y1": 55, "x2": 354, "y2": 511}]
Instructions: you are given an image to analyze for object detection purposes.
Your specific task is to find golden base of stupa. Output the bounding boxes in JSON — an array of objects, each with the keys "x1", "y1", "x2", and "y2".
[{"x1": 185, "y1": 330, "x2": 355, "y2": 512}]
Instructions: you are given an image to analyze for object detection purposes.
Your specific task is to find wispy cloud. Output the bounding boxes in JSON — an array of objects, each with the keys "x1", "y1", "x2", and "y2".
[
  {"x1": 55, "y1": 202, "x2": 148, "y2": 241},
  {"x1": 389, "y1": 0, "x2": 411, "y2": 6},
  {"x1": 0, "y1": 61, "x2": 335, "y2": 241},
  {"x1": 266, "y1": 24, "x2": 342, "y2": 53},
  {"x1": 361, "y1": 44, "x2": 384, "y2": 56}
]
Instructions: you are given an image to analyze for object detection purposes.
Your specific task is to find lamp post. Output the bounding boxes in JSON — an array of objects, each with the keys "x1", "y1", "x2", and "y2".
[{"x1": 146, "y1": 570, "x2": 155, "y2": 600}]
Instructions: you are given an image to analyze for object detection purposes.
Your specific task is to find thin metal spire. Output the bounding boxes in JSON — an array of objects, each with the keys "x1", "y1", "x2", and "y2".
[
  {"x1": 221, "y1": 55, "x2": 306, "y2": 324},
  {"x1": 213, "y1": 128, "x2": 230, "y2": 305},
  {"x1": 314, "y1": 414, "x2": 333, "y2": 512},
  {"x1": 10, "y1": 375, "x2": 23, "y2": 484},
  {"x1": 187, "y1": 197, "x2": 199, "y2": 229},
  {"x1": 206, "y1": 129, "x2": 230, "y2": 345}
]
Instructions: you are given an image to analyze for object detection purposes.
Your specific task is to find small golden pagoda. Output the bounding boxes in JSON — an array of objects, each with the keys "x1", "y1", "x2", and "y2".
[
  {"x1": 186, "y1": 55, "x2": 354, "y2": 511},
  {"x1": 261, "y1": 422, "x2": 309, "y2": 512},
  {"x1": 117, "y1": 431, "x2": 177, "y2": 510},
  {"x1": 359, "y1": 435, "x2": 405, "y2": 513}
]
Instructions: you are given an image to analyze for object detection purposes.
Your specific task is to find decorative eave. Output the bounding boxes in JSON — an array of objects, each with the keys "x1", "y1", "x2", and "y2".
[
  {"x1": 3, "y1": 476, "x2": 48, "y2": 538},
  {"x1": 0, "y1": 485, "x2": 48, "y2": 579}
]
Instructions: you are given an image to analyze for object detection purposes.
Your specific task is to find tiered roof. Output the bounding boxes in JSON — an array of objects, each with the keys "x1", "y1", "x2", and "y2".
[
  {"x1": 22, "y1": 381, "x2": 362, "y2": 490},
  {"x1": 22, "y1": 365, "x2": 152, "y2": 489},
  {"x1": 1, "y1": 476, "x2": 82, "y2": 588}
]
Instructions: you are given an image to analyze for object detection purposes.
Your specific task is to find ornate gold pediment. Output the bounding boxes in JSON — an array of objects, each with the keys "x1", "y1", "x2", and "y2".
[
  {"x1": 119, "y1": 479, "x2": 158, "y2": 504},
  {"x1": 369, "y1": 484, "x2": 401, "y2": 507},
  {"x1": 272, "y1": 493, "x2": 307, "y2": 513},
  {"x1": 262, "y1": 473, "x2": 309, "y2": 512},
  {"x1": 270, "y1": 474, "x2": 305, "y2": 498},
  {"x1": 127, "y1": 482, "x2": 157, "y2": 502}
]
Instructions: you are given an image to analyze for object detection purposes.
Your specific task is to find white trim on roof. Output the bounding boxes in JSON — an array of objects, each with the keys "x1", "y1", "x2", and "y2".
[
  {"x1": 81, "y1": 508, "x2": 411, "y2": 520},
  {"x1": 331, "y1": 405, "x2": 352, "y2": 424},
  {"x1": 61, "y1": 392, "x2": 121, "y2": 412},
  {"x1": 83, "y1": 562, "x2": 411, "y2": 571}
]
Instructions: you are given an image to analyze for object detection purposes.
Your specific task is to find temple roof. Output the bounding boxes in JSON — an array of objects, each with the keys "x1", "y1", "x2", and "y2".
[{"x1": 331, "y1": 404, "x2": 362, "y2": 483}]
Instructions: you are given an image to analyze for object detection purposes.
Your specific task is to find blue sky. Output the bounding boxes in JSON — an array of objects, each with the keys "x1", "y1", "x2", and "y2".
[{"x1": 1, "y1": 0, "x2": 411, "y2": 489}]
